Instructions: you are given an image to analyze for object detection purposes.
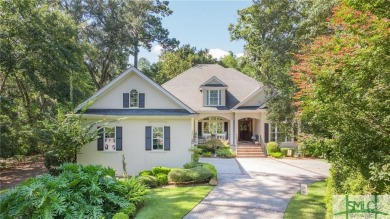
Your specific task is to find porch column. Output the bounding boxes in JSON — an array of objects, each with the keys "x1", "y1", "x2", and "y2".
[
  {"x1": 234, "y1": 117, "x2": 239, "y2": 146},
  {"x1": 229, "y1": 119, "x2": 234, "y2": 145}
]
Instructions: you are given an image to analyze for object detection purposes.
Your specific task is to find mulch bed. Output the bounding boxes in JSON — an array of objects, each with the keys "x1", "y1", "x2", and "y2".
[{"x1": 0, "y1": 156, "x2": 48, "y2": 190}]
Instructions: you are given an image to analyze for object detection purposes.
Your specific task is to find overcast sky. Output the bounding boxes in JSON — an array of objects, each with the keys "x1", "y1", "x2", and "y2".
[{"x1": 135, "y1": 0, "x2": 252, "y2": 64}]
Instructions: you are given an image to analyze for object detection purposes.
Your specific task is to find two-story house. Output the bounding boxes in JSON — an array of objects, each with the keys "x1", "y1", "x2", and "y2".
[{"x1": 76, "y1": 64, "x2": 295, "y2": 175}]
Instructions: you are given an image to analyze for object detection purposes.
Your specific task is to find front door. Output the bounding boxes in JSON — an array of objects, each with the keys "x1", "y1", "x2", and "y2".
[{"x1": 239, "y1": 119, "x2": 252, "y2": 141}]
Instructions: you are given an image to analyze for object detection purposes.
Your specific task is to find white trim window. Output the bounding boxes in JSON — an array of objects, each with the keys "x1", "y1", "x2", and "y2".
[
  {"x1": 104, "y1": 127, "x2": 116, "y2": 151},
  {"x1": 270, "y1": 124, "x2": 293, "y2": 142},
  {"x1": 130, "y1": 89, "x2": 139, "y2": 107},
  {"x1": 202, "y1": 117, "x2": 224, "y2": 135},
  {"x1": 207, "y1": 90, "x2": 221, "y2": 106},
  {"x1": 152, "y1": 127, "x2": 164, "y2": 150}
]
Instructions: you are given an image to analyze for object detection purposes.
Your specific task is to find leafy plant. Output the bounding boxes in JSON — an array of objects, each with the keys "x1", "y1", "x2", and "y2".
[
  {"x1": 112, "y1": 212, "x2": 129, "y2": 219},
  {"x1": 216, "y1": 148, "x2": 235, "y2": 158},
  {"x1": 202, "y1": 152, "x2": 213, "y2": 157},
  {"x1": 0, "y1": 163, "x2": 144, "y2": 219},
  {"x1": 189, "y1": 146, "x2": 202, "y2": 162},
  {"x1": 269, "y1": 152, "x2": 283, "y2": 158}
]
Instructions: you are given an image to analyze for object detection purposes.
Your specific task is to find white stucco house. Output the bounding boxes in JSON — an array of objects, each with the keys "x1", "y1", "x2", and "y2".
[{"x1": 76, "y1": 64, "x2": 296, "y2": 175}]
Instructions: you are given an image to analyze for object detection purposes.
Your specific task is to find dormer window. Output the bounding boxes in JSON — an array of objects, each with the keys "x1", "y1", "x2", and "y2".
[
  {"x1": 130, "y1": 89, "x2": 139, "y2": 107},
  {"x1": 200, "y1": 76, "x2": 227, "y2": 107},
  {"x1": 207, "y1": 90, "x2": 221, "y2": 106}
]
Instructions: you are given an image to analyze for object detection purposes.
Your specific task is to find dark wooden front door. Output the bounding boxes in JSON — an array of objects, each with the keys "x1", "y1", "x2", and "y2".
[{"x1": 239, "y1": 119, "x2": 252, "y2": 141}]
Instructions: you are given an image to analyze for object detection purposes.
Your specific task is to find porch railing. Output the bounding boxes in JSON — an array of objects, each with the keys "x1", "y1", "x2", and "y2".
[{"x1": 196, "y1": 133, "x2": 228, "y2": 144}]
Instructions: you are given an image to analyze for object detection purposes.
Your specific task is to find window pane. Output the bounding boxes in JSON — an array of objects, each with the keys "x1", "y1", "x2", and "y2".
[
  {"x1": 208, "y1": 90, "x2": 219, "y2": 105},
  {"x1": 153, "y1": 139, "x2": 164, "y2": 150},
  {"x1": 217, "y1": 122, "x2": 223, "y2": 133},
  {"x1": 152, "y1": 127, "x2": 164, "y2": 150},
  {"x1": 203, "y1": 122, "x2": 209, "y2": 133},
  {"x1": 104, "y1": 127, "x2": 116, "y2": 151},
  {"x1": 130, "y1": 89, "x2": 138, "y2": 107},
  {"x1": 153, "y1": 127, "x2": 163, "y2": 138}
]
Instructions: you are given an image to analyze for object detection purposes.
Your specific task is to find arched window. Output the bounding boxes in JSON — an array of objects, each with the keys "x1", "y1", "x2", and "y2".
[{"x1": 130, "y1": 89, "x2": 138, "y2": 107}]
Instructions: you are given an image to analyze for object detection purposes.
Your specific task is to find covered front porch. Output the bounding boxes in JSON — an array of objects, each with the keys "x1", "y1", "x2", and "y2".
[{"x1": 193, "y1": 112, "x2": 266, "y2": 147}]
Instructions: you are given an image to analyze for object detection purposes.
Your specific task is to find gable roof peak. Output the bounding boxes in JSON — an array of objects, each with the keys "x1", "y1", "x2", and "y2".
[{"x1": 200, "y1": 76, "x2": 228, "y2": 88}]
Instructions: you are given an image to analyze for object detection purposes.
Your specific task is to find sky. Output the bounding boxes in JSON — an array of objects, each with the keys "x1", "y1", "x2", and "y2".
[{"x1": 137, "y1": 0, "x2": 253, "y2": 64}]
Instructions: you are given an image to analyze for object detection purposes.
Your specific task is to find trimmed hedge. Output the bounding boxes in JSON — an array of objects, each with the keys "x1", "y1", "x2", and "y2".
[
  {"x1": 183, "y1": 162, "x2": 204, "y2": 169},
  {"x1": 266, "y1": 142, "x2": 280, "y2": 153},
  {"x1": 155, "y1": 173, "x2": 168, "y2": 185},
  {"x1": 152, "y1": 166, "x2": 171, "y2": 175},
  {"x1": 137, "y1": 175, "x2": 158, "y2": 188},
  {"x1": 202, "y1": 163, "x2": 217, "y2": 179},
  {"x1": 168, "y1": 169, "x2": 193, "y2": 183},
  {"x1": 168, "y1": 166, "x2": 213, "y2": 183},
  {"x1": 281, "y1": 148, "x2": 295, "y2": 157},
  {"x1": 138, "y1": 170, "x2": 153, "y2": 176},
  {"x1": 112, "y1": 212, "x2": 129, "y2": 219}
]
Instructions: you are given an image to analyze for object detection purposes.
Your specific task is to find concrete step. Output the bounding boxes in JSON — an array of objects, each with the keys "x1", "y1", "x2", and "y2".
[{"x1": 236, "y1": 146, "x2": 267, "y2": 158}]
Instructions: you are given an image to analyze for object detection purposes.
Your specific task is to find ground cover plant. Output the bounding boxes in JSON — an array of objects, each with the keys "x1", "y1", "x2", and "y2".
[{"x1": 0, "y1": 163, "x2": 147, "y2": 219}]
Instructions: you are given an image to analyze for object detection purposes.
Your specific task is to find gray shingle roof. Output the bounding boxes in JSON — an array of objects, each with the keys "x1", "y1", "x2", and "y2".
[
  {"x1": 82, "y1": 109, "x2": 194, "y2": 116},
  {"x1": 162, "y1": 64, "x2": 262, "y2": 111}
]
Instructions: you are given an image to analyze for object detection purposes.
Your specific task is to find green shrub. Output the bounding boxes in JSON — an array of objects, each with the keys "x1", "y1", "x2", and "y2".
[
  {"x1": 44, "y1": 150, "x2": 67, "y2": 175},
  {"x1": 280, "y1": 148, "x2": 295, "y2": 157},
  {"x1": 119, "y1": 203, "x2": 136, "y2": 218},
  {"x1": 0, "y1": 163, "x2": 137, "y2": 219},
  {"x1": 112, "y1": 212, "x2": 129, "y2": 219},
  {"x1": 138, "y1": 170, "x2": 153, "y2": 176},
  {"x1": 269, "y1": 152, "x2": 283, "y2": 158},
  {"x1": 191, "y1": 166, "x2": 214, "y2": 183},
  {"x1": 168, "y1": 167, "x2": 214, "y2": 183},
  {"x1": 298, "y1": 135, "x2": 324, "y2": 157},
  {"x1": 156, "y1": 173, "x2": 168, "y2": 185},
  {"x1": 152, "y1": 166, "x2": 171, "y2": 175},
  {"x1": 202, "y1": 163, "x2": 217, "y2": 179},
  {"x1": 266, "y1": 142, "x2": 280, "y2": 154},
  {"x1": 190, "y1": 146, "x2": 202, "y2": 162},
  {"x1": 202, "y1": 152, "x2": 213, "y2": 157},
  {"x1": 216, "y1": 148, "x2": 235, "y2": 158},
  {"x1": 197, "y1": 144, "x2": 215, "y2": 153},
  {"x1": 119, "y1": 176, "x2": 148, "y2": 206},
  {"x1": 137, "y1": 175, "x2": 158, "y2": 188},
  {"x1": 183, "y1": 162, "x2": 204, "y2": 169},
  {"x1": 168, "y1": 168, "x2": 194, "y2": 183}
]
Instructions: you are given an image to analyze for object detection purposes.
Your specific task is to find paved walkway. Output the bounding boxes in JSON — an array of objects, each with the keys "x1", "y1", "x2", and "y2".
[{"x1": 184, "y1": 158, "x2": 330, "y2": 219}]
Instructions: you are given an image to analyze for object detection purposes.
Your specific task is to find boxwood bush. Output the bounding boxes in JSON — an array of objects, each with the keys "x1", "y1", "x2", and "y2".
[
  {"x1": 152, "y1": 166, "x2": 171, "y2": 175},
  {"x1": 155, "y1": 173, "x2": 168, "y2": 185},
  {"x1": 168, "y1": 166, "x2": 213, "y2": 183},
  {"x1": 0, "y1": 163, "x2": 146, "y2": 219},
  {"x1": 183, "y1": 162, "x2": 217, "y2": 179},
  {"x1": 137, "y1": 175, "x2": 158, "y2": 188},
  {"x1": 183, "y1": 162, "x2": 204, "y2": 169},
  {"x1": 138, "y1": 170, "x2": 153, "y2": 176},
  {"x1": 266, "y1": 142, "x2": 280, "y2": 154}
]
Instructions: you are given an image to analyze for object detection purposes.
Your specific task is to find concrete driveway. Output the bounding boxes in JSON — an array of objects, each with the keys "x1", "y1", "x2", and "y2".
[{"x1": 184, "y1": 158, "x2": 330, "y2": 219}]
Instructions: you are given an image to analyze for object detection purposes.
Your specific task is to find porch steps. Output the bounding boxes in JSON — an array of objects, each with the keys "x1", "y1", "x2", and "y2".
[{"x1": 236, "y1": 145, "x2": 266, "y2": 158}]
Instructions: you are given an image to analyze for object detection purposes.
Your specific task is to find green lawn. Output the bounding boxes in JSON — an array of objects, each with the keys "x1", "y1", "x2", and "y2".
[
  {"x1": 135, "y1": 185, "x2": 213, "y2": 219},
  {"x1": 284, "y1": 180, "x2": 327, "y2": 219}
]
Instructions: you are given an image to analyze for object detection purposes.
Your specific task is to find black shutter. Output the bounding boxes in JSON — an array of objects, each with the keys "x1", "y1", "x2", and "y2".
[
  {"x1": 116, "y1": 127, "x2": 122, "y2": 151},
  {"x1": 164, "y1": 126, "x2": 170, "y2": 151},
  {"x1": 224, "y1": 122, "x2": 228, "y2": 138},
  {"x1": 198, "y1": 122, "x2": 202, "y2": 137},
  {"x1": 139, "y1": 93, "x2": 145, "y2": 108},
  {"x1": 97, "y1": 127, "x2": 104, "y2": 151},
  {"x1": 145, "y1": 126, "x2": 152, "y2": 150},
  {"x1": 264, "y1": 123, "x2": 269, "y2": 143},
  {"x1": 123, "y1": 93, "x2": 129, "y2": 108}
]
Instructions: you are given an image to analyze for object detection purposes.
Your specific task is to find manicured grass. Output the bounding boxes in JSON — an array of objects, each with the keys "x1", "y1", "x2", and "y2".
[
  {"x1": 135, "y1": 185, "x2": 213, "y2": 219},
  {"x1": 284, "y1": 180, "x2": 327, "y2": 219}
]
